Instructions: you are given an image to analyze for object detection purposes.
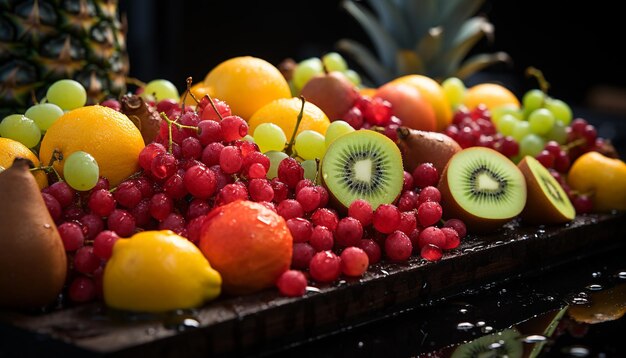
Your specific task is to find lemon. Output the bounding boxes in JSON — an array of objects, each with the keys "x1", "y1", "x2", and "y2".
[{"x1": 103, "y1": 230, "x2": 221, "y2": 312}]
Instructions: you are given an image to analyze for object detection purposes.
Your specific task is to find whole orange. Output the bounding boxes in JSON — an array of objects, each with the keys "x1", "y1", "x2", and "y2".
[
  {"x1": 248, "y1": 97, "x2": 330, "y2": 142},
  {"x1": 199, "y1": 200, "x2": 293, "y2": 295},
  {"x1": 567, "y1": 151, "x2": 626, "y2": 212},
  {"x1": 203, "y1": 56, "x2": 291, "y2": 120},
  {"x1": 463, "y1": 83, "x2": 520, "y2": 111},
  {"x1": 183, "y1": 82, "x2": 214, "y2": 107},
  {"x1": 39, "y1": 105, "x2": 145, "y2": 186},
  {"x1": 391, "y1": 75, "x2": 452, "y2": 131},
  {"x1": 0, "y1": 137, "x2": 47, "y2": 189}
]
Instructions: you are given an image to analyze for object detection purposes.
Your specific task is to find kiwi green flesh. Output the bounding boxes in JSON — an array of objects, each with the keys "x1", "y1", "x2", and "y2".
[
  {"x1": 524, "y1": 156, "x2": 575, "y2": 220},
  {"x1": 451, "y1": 329, "x2": 523, "y2": 358},
  {"x1": 321, "y1": 130, "x2": 403, "y2": 210},
  {"x1": 447, "y1": 148, "x2": 526, "y2": 220}
]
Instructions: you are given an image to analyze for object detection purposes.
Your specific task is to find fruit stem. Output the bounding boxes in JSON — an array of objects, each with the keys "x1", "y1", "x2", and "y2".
[
  {"x1": 48, "y1": 149, "x2": 63, "y2": 167},
  {"x1": 31, "y1": 165, "x2": 62, "y2": 182},
  {"x1": 525, "y1": 67, "x2": 550, "y2": 94},
  {"x1": 126, "y1": 77, "x2": 147, "y2": 88},
  {"x1": 160, "y1": 112, "x2": 200, "y2": 153},
  {"x1": 563, "y1": 138, "x2": 587, "y2": 151},
  {"x1": 180, "y1": 77, "x2": 193, "y2": 113},
  {"x1": 285, "y1": 95, "x2": 306, "y2": 156},
  {"x1": 206, "y1": 94, "x2": 224, "y2": 121},
  {"x1": 110, "y1": 171, "x2": 143, "y2": 193}
]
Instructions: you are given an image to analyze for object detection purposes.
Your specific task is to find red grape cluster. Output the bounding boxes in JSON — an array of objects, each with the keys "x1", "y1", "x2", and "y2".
[
  {"x1": 444, "y1": 105, "x2": 520, "y2": 158},
  {"x1": 341, "y1": 96, "x2": 402, "y2": 141}
]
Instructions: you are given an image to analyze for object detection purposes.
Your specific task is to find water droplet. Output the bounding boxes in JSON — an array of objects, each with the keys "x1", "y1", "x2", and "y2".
[
  {"x1": 567, "y1": 292, "x2": 590, "y2": 305},
  {"x1": 164, "y1": 318, "x2": 200, "y2": 332},
  {"x1": 522, "y1": 335, "x2": 547, "y2": 343},
  {"x1": 537, "y1": 229, "x2": 546, "y2": 234},
  {"x1": 546, "y1": 295, "x2": 555, "y2": 301},
  {"x1": 43, "y1": 223, "x2": 51, "y2": 229},
  {"x1": 380, "y1": 269, "x2": 390, "y2": 276},
  {"x1": 488, "y1": 342, "x2": 503, "y2": 350},
  {"x1": 481, "y1": 326, "x2": 493, "y2": 333},
  {"x1": 592, "y1": 271, "x2": 602, "y2": 278},
  {"x1": 305, "y1": 286, "x2": 321, "y2": 293},
  {"x1": 586, "y1": 284, "x2": 603, "y2": 291},
  {"x1": 357, "y1": 341, "x2": 364, "y2": 348},
  {"x1": 457, "y1": 322, "x2": 474, "y2": 331},
  {"x1": 459, "y1": 308, "x2": 468, "y2": 314},
  {"x1": 564, "y1": 345, "x2": 590, "y2": 357},
  {"x1": 476, "y1": 321, "x2": 486, "y2": 327},
  {"x1": 618, "y1": 271, "x2": 626, "y2": 279}
]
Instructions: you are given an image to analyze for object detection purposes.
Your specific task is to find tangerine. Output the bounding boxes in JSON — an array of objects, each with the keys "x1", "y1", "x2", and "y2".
[
  {"x1": 248, "y1": 97, "x2": 330, "y2": 143},
  {"x1": 204, "y1": 56, "x2": 291, "y2": 120},
  {"x1": 0, "y1": 137, "x2": 47, "y2": 189},
  {"x1": 39, "y1": 105, "x2": 145, "y2": 187},
  {"x1": 463, "y1": 83, "x2": 520, "y2": 111},
  {"x1": 199, "y1": 200, "x2": 293, "y2": 295},
  {"x1": 392, "y1": 75, "x2": 452, "y2": 131}
]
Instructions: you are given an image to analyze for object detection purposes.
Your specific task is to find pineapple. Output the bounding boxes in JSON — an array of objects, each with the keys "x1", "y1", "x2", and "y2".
[
  {"x1": 337, "y1": 0, "x2": 509, "y2": 85},
  {"x1": 0, "y1": 0, "x2": 128, "y2": 118}
]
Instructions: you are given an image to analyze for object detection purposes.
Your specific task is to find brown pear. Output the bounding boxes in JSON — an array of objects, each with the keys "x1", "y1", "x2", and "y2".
[
  {"x1": 0, "y1": 159, "x2": 67, "y2": 308},
  {"x1": 300, "y1": 71, "x2": 359, "y2": 121},
  {"x1": 396, "y1": 127, "x2": 462, "y2": 174},
  {"x1": 121, "y1": 94, "x2": 162, "y2": 144}
]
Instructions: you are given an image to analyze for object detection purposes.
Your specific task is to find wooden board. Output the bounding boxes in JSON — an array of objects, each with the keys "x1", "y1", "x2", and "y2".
[{"x1": 1, "y1": 213, "x2": 625, "y2": 357}]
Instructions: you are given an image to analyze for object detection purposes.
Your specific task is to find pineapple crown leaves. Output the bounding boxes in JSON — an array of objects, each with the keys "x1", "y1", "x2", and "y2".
[{"x1": 337, "y1": 0, "x2": 510, "y2": 85}]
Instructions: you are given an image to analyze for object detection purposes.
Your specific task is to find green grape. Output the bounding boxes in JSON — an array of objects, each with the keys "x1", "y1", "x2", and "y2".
[
  {"x1": 496, "y1": 114, "x2": 518, "y2": 136},
  {"x1": 491, "y1": 105, "x2": 521, "y2": 127},
  {"x1": 442, "y1": 77, "x2": 466, "y2": 109},
  {"x1": 322, "y1": 52, "x2": 348, "y2": 72},
  {"x1": 265, "y1": 150, "x2": 289, "y2": 179},
  {"x1": 253, "y1": 123, "x2": 287, "y2": 152},
  {"x1": 293, "y1": 58, "x2": 324, "y2": 90},
  {"x1": 545, "y1": 119, "x2": 568, "y2": 144},
  {"x1": 301, "y1": 159, "x2": 318, "y2": 181},
  {"x1": 46, "y1": 79, "x2": 87, "y2": 110},
  {"x1": 344, "y1": 69, "x2": 362, "y2": 86},
  {"x1": 522, "y1": 89, "x2": 546, "y2": 113},
  {"x1": 25, "y1": 103, "x2": 64, "y2": 131},
  {"x1": 325, "y1": 120, "x2": 355, "y2": 148},
  {"x1": 519, "y1": 134, "x2": 545, "y2": 158},
  {"x1": 63, "y1": 151, "x2": 99, "y2": 191},
  {"x1": 545, "y1": 98, "x2": 573, "y2": 125},
  {"x1": 143, "y1": 79, "x2": 180, "y2": 102},
  {"x1": 294, "y1": 130, "x2": 326, "y2": 160},
  {"x1": 0, "y1": 114, "x2": 41, "y2": 148},
  {"x1": 242, "y1": 134, "x2": 255, "y2": 143},
  {"x1": 528, "y1": 108, "x2": 555, "y2": 135},
  {"x1": 511, "y1": 121, "x2": 531, "y2": 142}
]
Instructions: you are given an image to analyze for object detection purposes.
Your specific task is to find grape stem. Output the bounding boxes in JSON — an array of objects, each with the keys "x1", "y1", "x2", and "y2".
[
  {"x1": 180, "y1": 77, "x2": 193, "y2": 113},
  {"x1": 285, "y1": 95, "x2": 306, "y2": 156},
  {"x1": 31, "y1": 165, "x2": 62, "y2": 182},
  {"x1": 109, "y1": 171, "x2": 143, "y2": 193},
  {"x1": 159, "y1": 112, "x2": 199, "y2": 153},
  {"x1": 206, "y1": 94, "x2": 224, "y2": 121},
  {"x1": 525, "y1": 67, "x2": 550, "y2": 94},
  {"x1": 562, "y1": 138, "x2": 587, "y2": 151}
]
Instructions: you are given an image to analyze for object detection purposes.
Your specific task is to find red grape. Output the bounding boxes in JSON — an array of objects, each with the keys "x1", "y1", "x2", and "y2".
[
  {"x1": 309, "y1": 251, "x2": 341, "y2": 283},
  {"x1": 385, "y1": 231, "x2": 412, "y2": 261},
  {"x1": 292, "y1": 242, "x2": 315, "y2": 269},
  {"x1": 335, "y1": 217, "x2": 364, "y2": 247},
  {"x1": 348, "y1": 199, "x2": 373, "y2": 227},
  {"x1": 340, "y1": 247, "x2": 369, "y2": 277},
  {"x1": 309, "y1": 225, "x2": 334, "y2": 251},
  {"x1": 276, "y1": 270, "x2": 307, "y2": 297},
  {"x1": 373, "y1": 204, "x2": 400, "y2": 234}
]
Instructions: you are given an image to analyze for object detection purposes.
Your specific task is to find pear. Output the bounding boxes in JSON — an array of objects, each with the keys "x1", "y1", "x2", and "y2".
[
  {"x1": 396, "y1": 126, "x2": 462, "y2": 174},
  {"x1": 300, "y1": 71, "x2": 360, "y2": 121},
  {"x1": 0, "y1": 159, "x2": 67, "y2": 308}
]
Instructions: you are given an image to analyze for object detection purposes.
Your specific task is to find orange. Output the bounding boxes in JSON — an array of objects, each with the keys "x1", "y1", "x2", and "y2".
[
  {"x1": 248, "y1": 97, "x2": 330, "y2": 142},
  {"x1": 203, "y1": 56, "x2": 291, "y2": 120},
  {"x1": 0, "y1": 137, "x2": 47, "y2": 189},
  {"x1": 39, "y1": 105, "x2": 145, "y2": 187},
  {"x1": 183, "y1": 82, "x2": 214, "y2": 107},
  {"x1": 359, "y1": 87, "x2": 377, "y2": 98},
  {"x1": 392, "y1": 75, "x2": 452, "y2": 131},
  {"x1": 374, "y1": 82, "x2": 437, "y2": 131},
  {"x1": 199, "y1": 200, "x2": 293, "y2": 295},
  {"x1": 567, "y1": 151, "x2": 626, "y2": 212},
  {"x1": 463, "y1": 83, "x2": 520, "y2": 111}
]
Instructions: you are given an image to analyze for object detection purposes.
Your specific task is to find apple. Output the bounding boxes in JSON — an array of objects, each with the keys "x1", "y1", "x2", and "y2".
[
  {"x1": 300, "y1": 71, "x2": 359, "y2": 121},
  {"x1": 374, "y1": 82, "x2": 436, "y2": 131}
]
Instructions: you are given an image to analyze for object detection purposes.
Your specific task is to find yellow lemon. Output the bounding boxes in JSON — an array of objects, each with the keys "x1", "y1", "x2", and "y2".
[
  {"x1": 204, "y1": 56, "x2": 291, "y2": 120},
  {"x1": 463, "y1": 83, "x2": 521, "y2": 111},
  {"x1": 0, "y1": 137, "x2": 47, "y2": 189},
  {"x1": 103, "y1": 230, "x2": 221, "y2": 312},
  {"x1": 248, "y1": 97, "x2": 330, "y2": 143}
]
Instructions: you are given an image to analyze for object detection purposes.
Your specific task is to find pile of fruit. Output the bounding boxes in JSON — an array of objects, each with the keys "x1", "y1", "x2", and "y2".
[{"x1": 1, "y1": 53, "x2": 625, "y2": 314}]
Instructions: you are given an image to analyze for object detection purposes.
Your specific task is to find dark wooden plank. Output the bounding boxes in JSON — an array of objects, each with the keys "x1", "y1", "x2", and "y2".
[{"x1": 1, "y1": 213, "x2": 624, "y2": 357}]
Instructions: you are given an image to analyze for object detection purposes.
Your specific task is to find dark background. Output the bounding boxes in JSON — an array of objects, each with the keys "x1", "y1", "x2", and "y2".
[{"x1": 119, "y1": 0, "x2": 626, "y2": 111}]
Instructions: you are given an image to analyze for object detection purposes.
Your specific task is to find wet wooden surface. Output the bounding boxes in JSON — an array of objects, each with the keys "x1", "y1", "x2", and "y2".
[{"x1": 1, "y1": 213, "x2": 624, "y2": 357}]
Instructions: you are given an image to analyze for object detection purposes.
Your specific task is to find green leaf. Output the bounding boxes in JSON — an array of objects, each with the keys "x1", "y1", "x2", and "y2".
[
  {"x1": 341, "y1": 0, "x2": 399, "y2": 69},
  {"x1": 448, "y1": 16, "x2": 493, "y2": 50},
  {"x1": 437, "y1": 17, "x2": 491, "y2": 76},
  {"x1": 455, "y1": 52, "x2": 511, "y2": 79},
  {"x1": 416, "y1": 26, "x2": 443, "y2": 66},
  {"x1": 396, "y1": 50, "x2": 424, "y2": 76},
  {"x1": 405, "y1": 0, "x2": 437, "y2": 42},
  {"x1": 438, "y1": 0, "x2": 485, "y2": 44},
  {"x1": 336, "y1": 39, "x2": 393, "y2": 85},
  {"x1": 366, "y1": 0, "x2": 413, "y2": 48}
]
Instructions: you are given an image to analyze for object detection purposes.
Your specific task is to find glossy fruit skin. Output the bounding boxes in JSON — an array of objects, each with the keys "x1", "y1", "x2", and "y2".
[
  {"x1": 0, "y1": 159, "x2": 66, "y2": 308},
  {"x1": 0, "y1": 137, "x2": 48, "y2": 189},
  {"x1": 374, "y1": 82, "x2": 436, "y2": 131},
  {"x1": 199, "y1": 200, "x2": 293, "y2": 295},
  {"x1": 391, "y1": 75, "x2": 453, "y2": 131},
  {"x1": 396, "y1": 127, "x2": 461, "y2": 175},
  {"x1": 462, "y1": 83, "x2": 520, "y2": 111},
  {"x1": 567, "y1": 152, "x2": 626, "y2": 212},
  {"x1": 104, "y1": 230, "x2": 221, "y2": 312}
]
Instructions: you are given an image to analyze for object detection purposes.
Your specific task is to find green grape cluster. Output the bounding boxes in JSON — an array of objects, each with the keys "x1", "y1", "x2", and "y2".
[{"x1": 291, "y1": 52, "x2": 362, "y2": 93}]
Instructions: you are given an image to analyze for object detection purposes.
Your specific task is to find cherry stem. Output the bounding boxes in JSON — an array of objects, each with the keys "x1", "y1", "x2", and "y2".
[
  {"x1": 31, "y1": 165, "x2": 62, "y2": 182},
  {"x1": 159, "y1": 112, "x2": 199, "y2": 153},
  {"x1": 563, "y1": 138, "x2": 587, "y2": 151},
  {"x1": 205, "y1": 94, "x2": 224, "y2": 121},
  {"x1": 525, "y1": 67, "x2": 550, "y2": 94},
  {"x1": 48, "y1": 149, "x2": 62, "y2": 167},
  {"x1": 110, "y1": 171, "x2": 143, "y2": 193},
  {"x1": 180, "y1": 77, "x2": 193, "y2": 113},
  {"x1": 285, "y1": 95, "x2": 306, "y2": 156},
  {"x1": 126, "y1": 77, "x2": 147, "y2": 88}
]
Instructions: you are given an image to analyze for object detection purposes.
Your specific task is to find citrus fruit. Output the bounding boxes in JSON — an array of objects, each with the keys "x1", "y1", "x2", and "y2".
[
  {"x1": 39, "y1": 105, "x2": 145, "y2": 187},
  {"x1": 199, "y1": 200, "x2": 293, "y2": 295},
  {"x1": 248, "y1": 97, "x2": 330, "y2": 143},
  {"x1": 0, "y1": 137, "x2": 48, "y2": 189},
  {"x1": 463, "y1": 83, "x2": 521, "y2": 111},
  {"x1": 374, "y1": 82, "x2": 437, "y2": 131},
  {"x1": 103, "y1": 230, "x2": 221, "y2": 312},
  {"x1": 392, "y1": 74, "x2": 453, "y2": 131},
  {"x1": 203, "y1": 56, "x2": 291, "y2": 120},
  {"x1": 183, "y1": 82, "x2": 213, "y2": 107},
  {"x1": 567, "y1": 151, "x2": 626, "y2": 212}
]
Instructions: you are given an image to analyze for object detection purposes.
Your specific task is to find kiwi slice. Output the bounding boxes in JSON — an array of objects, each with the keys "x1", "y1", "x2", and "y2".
[
  {"x1": 438, "y1": 147, "x2": 527, "y2": 233},
  {"x1": 451, "y1": 329, "x2": 523, "y2": 358},
  {"x1": 321, "y1": 130, "x2": 403, "y2": 210},
  {"x1": 518, "y1": 156, "x2": 575, "y2": 224}
]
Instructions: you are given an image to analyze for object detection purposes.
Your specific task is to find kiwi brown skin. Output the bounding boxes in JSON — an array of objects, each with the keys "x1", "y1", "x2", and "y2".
[
  {"x1": 518, "y1": 156, "x2": 574, "y2": 224},
  {"x1": 438, "y1": 162, "x2": 513, "y2": 233},
  {"x1": 396, "y1": 127, "x2": 461, "y2": 174},
  {"x1": 0, "y1": 158, "x2": 67, "y2": 308}
]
